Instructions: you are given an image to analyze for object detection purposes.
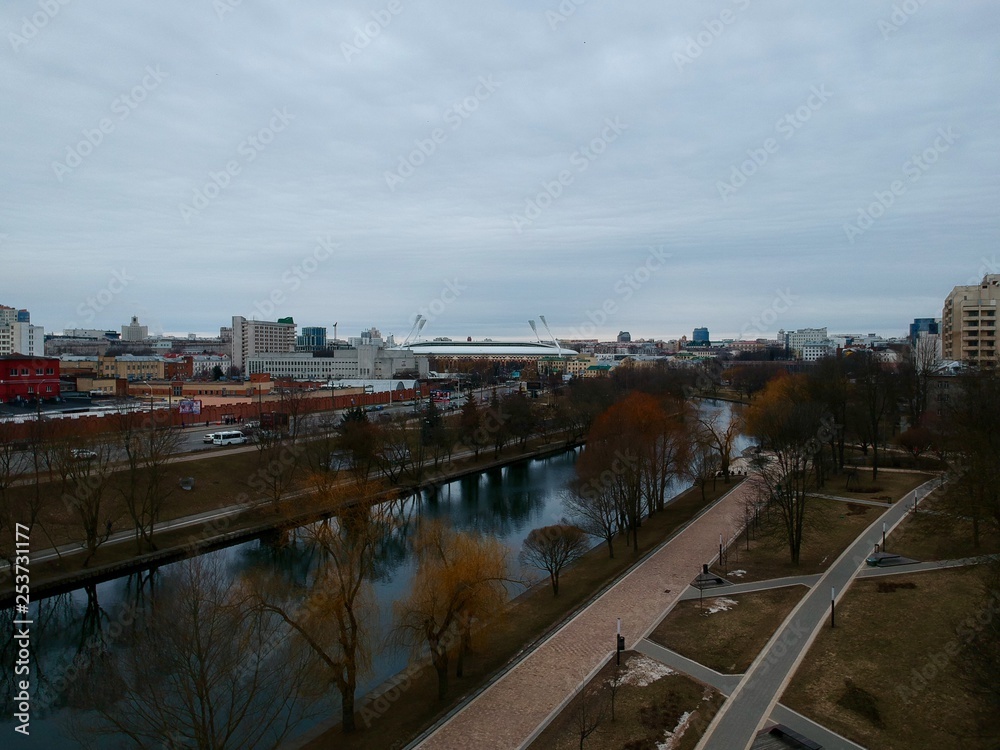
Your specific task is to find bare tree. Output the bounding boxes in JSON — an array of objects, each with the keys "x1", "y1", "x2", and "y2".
[
  {"x1": 564, "y1": 476, "x2": 620, "y2": 559},
  {"x1": 113, "y1": 402, "x2": 182, "y2": 552},
  {"x1": 250, "y1": 482, "x2": 387, "y2": 733},
  {"x1": 851, "y1": 352, "x2": 897, "y2": 481},
  {"x1": 52, "y1": 433, "x2": 121, "y2": 566},
  {"x1": 519, "y1": 523, "x2": 590, "y2": 595},
  {"x1": 0, "y1": 420, "x2": 31, "y2": 565},
  {"x1": 572, "y1": 680, "x2": 606, "y2": 749},
  {"x1": 745, "y1": 375, "x2": 829, "y2": 565},
  {"x1": 697, "y1": 406, "x2": 743, "y2": 484},
  {"x1": 81, "y1": 558, "x2": 316, "y2": 750}
]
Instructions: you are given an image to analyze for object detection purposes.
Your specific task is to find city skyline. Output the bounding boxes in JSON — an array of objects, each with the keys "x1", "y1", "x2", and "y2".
[{"x1": 3, "y1": 2, "x2": 998, "y2": 342}]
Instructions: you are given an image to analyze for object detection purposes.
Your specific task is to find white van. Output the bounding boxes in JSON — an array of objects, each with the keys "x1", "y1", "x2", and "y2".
[{"x1": 213, "y1": 430, "x2": 247, "y2": 446}]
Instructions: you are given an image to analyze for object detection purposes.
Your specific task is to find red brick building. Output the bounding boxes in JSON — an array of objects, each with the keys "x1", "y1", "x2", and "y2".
[{"x1": 0, "y1": 355, "x2": 61, "y2": 404}]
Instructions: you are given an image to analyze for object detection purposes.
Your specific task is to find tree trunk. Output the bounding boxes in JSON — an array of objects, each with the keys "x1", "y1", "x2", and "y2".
[{"x1": 342, "y1": 686, "x2": 356, "y2": 733}]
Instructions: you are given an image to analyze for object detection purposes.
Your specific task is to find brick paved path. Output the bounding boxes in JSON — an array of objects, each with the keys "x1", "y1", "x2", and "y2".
[{"x1": 416, "y1": 481, "x2": 755, "y2": 750}]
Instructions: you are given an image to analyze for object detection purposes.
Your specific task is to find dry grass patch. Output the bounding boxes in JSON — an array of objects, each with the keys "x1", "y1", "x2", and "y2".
[
  {"x1": 783, "y1": 568, "x2": 999, "y2": 750},
  {"x1": 887, "y1": 490, "x2": 1000, "y2": 562},
  {"x1": 649, "y1": 586, "x2": 806, "y2": 674},
  {"x1": 526, "y1": 652, "x2": 724, "y2": 750},
  {"x1": 819, "y1": 469, "x2": 931, "y2": 504},
  {"x1": 718, "y1": 498, "x2": 877, "y2": 582}
]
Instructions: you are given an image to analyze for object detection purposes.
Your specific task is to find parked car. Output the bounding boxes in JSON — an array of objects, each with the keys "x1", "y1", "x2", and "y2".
[
  {"x1": 70, "y1": 448, "x2": 98, "y2": 460},
  {"x1": 203, "y1": 432, "x2": 222, "y2": 444}
]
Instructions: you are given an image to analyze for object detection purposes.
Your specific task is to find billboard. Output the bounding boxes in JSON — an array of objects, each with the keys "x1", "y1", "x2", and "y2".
[{"x1": 178, "y1": 399, "x2": 202, "y2": 415}]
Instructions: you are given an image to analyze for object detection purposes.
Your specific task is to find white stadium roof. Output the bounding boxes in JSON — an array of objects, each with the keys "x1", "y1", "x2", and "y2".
[{"x1": 393, "y1": 340, "x2": 578, "y2": 357}]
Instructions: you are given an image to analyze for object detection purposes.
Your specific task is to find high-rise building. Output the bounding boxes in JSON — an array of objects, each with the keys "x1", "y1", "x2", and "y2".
[
  {"x1": 909, "y1": 318, "x2": 940, "y2": 347},
  {"x1": 231, "y1": 315, "x2": 297, "y2": 372},
  {"x1": 0, "y1": 305, "x2": 43, "y2": 356},
  {"x1": 943, "y1": 275, "x2": 1000, "y2": 365},
  {"x1": 692, "y1": 327, "x2": 710, "y2": 345},
  {"x1": 297, "y1": 326, "x2": 327, "y2": 351},
  {"x1": 617, "y1": 331, "x2": 631, "y2": 343}
]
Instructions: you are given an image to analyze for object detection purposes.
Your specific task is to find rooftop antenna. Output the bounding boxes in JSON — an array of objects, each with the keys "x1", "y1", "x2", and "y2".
[{"x1": 538, "y1": 315, "x2": 561, "y2": 350}]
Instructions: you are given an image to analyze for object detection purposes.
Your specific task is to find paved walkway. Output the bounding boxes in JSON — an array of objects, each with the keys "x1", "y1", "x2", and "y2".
[
  {"x1": 695, "y1": 476, "x2": 944, "y2": 750},
  {"x1": 679, "y1": 575, "x2": 819, "y2": 600},
  {"x1": 413, "y1": 482, "x2": 756, "y2": 750}
]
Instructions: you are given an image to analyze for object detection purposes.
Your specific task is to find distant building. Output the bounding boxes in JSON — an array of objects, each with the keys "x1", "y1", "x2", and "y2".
[
  {"x1": 0, "y1": 355, "x2": 60, "y2": 403},
  {"x1": 617, "y1": 331, "x2": 631, "y2": 343},
  {"x1": 246, "y1": 346, "x2": 424, "y2": 381},
  {"x1": 801, "y1": 340, "x2": 834, "y2": 362},
  {"x1": 0, "y1": 306, "x2": 45, "y2": 357},
  {"x1": 781, "y1": 327, "x2": 828, "y2": 358},
  {"x1": 232, "y1": 315, "x2": 297, "y2": 372},
  {"x1": 942, "y1": 275, "x2": 1000, "y2": 365},
  {"x1": 692, "y1": 327, "x2": 710, "y2": 345},
  {"x1": 297, "y1": 326, "x2": 328, "y2": 351},
  {"x1": 121, "y1": 315, "x2": 149, "y2": 342}
]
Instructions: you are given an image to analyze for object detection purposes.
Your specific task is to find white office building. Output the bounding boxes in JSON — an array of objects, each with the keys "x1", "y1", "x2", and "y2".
[{"x1": 232, "y1": 315, "x2": 297, "y2": 372}]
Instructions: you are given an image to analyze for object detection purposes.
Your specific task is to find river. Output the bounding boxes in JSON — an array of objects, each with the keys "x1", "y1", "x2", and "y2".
[{"x1": 0, "y1": 400, "x2": 746, "y2": 749}]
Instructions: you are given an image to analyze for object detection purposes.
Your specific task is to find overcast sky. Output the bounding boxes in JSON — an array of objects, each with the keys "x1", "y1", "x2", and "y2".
[{"x1": 2, "y1": 1, "x2": 998, "y2": 343}]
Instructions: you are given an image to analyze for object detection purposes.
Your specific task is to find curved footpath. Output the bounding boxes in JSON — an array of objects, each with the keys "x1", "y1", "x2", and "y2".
[
  {"x1": 694, "y1": 476, "x2": 945, "y2": 750},
  {"x1": 413, "y1": 480, "x2": 754, "y2": 750}
]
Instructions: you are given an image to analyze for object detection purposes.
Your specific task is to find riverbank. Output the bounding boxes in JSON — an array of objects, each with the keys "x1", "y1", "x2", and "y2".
[
  {"x1": 297, "y1": 478, "x2": 746, "y2": 750},
  {"x1": 0, "y1": 433, "x2": 583, "y2": 606}
]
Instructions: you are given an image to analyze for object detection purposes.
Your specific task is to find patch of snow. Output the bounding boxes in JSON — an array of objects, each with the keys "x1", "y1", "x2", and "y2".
[
  {"x1": 617, "y1": 654, "x2": 676, "y2": 687},
  {"x1": 727, "y1": 569, "x2": 747, "y2": 578},
  {"x1": 704, "y1": 597, "x2": 738, "y2": 615},
  {"x1": 655, "y1": 710, "x2": 694, "y2": 750}
]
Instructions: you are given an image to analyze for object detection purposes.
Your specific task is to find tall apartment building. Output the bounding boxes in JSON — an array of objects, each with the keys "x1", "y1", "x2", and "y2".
[
  {"x1": 0, "y1": 305, "x2": 43, "y2": 356},
  {"x1": 231, "y1": 315, "x2": 297, "y2": 372},
  {"x1": 942, "y1": 275, "x2": 1000, "y2": 365}
]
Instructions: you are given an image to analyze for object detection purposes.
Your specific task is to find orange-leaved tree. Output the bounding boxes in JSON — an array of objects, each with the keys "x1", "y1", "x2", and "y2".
[{"x1": 393, "y1": 520, "x2": 511, "y2": 698}]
